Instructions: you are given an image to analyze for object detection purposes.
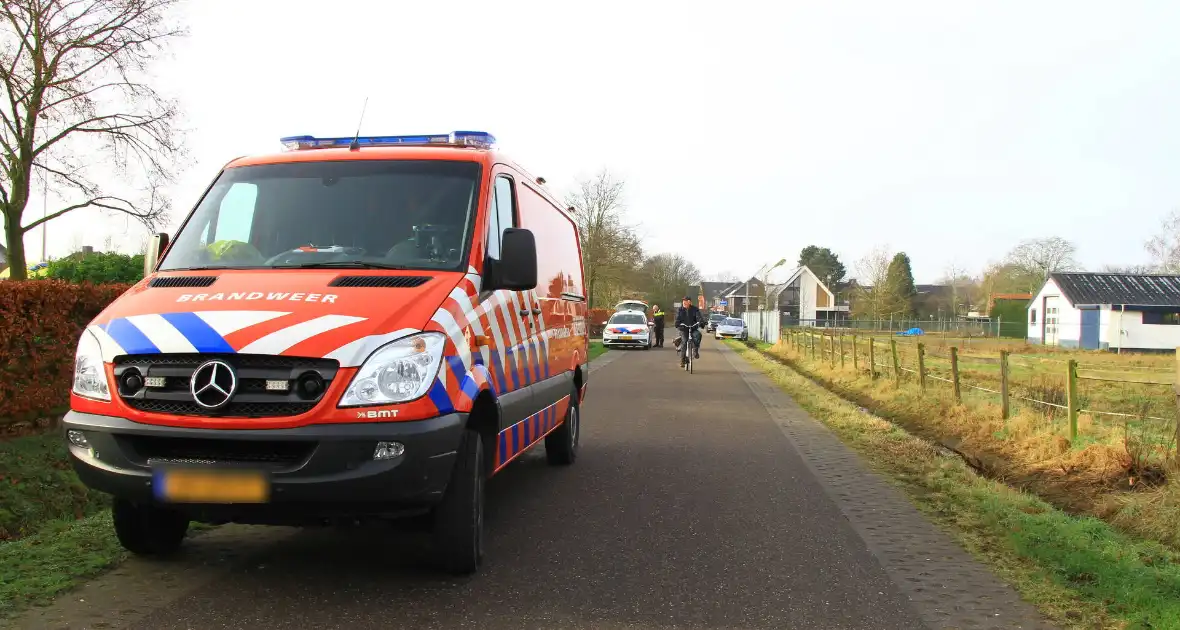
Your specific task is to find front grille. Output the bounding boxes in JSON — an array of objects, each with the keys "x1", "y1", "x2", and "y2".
[
  {"x1": 114, "y1": 354, "x2": 338, "y2": 418},
  {"x1": 149, "y1": 276, "x2": 218, "y2": 288},
  {"x1": 125, "y1": 399, "x2": 318, "y2": 418},
  {"x1": 123, "y1": 434, "x2": 315, "y2": 466}
]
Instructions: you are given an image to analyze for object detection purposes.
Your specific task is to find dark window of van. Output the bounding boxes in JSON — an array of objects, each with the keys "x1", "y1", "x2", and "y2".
[{"x1": 486, "y1": 175, "x2": 516, "y2": 260}]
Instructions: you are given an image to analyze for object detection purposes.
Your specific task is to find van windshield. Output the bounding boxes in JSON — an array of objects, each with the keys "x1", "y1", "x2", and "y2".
[{"x1": 159, "y1": 160, "x2": 481, "y2": 272}]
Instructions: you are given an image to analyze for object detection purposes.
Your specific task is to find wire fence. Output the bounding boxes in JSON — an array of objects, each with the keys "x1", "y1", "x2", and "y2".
[
  {"x1": 778, "y1": 328, "x2": 1180, "y2": 444},
  {"x1": 781, "y1": 317, "x2": 1017, "y2": 337}
]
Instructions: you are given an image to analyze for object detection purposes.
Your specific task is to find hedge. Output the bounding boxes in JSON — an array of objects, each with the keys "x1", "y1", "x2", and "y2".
[
  {"x1": 0, "y1": 281, "x2": 131, "y2": 426},
  {"x1": 46, "y1": 251, "x2": 145, "y2": 285}
]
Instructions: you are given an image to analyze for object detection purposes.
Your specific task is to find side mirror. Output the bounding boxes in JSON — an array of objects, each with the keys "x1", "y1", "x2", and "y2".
[
  {"x1": 143, "y1": 232, "x2": 170, "y2": 276},
  {"x1": 489, "y1": 228, "x2": 538, "y2": 291}
]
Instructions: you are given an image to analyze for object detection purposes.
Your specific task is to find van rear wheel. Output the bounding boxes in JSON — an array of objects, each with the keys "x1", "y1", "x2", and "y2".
[
  {"x1": 112, "y1": 499, "x2": 189, "y2": 556},
  {"x1": 433, "y1": 429, "x2": 485, "y2": 575},
  {"x1": 545, "y1": 386, "x2": 580, "y2": 466}
]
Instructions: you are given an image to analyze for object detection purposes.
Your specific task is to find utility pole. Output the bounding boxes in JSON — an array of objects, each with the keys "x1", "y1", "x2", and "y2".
[{"x1": 41, "y1": 177, "x2": 47, "y2": 261}]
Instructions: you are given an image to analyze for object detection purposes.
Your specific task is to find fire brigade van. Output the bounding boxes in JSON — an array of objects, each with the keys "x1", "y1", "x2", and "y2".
[{"x1": 64, "y1": 131, "x2": 590, "y2": 574}]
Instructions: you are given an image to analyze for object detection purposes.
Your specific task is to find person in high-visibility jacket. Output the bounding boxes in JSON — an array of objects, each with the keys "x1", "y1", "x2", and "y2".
[{"x1": 651, "y1": 305, "x2": 666, "y2": 347}]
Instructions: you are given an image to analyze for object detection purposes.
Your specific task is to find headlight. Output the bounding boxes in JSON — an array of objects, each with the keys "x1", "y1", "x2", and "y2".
[
  {"x1": 72, "y1": 330, "x2": 110, "y2": 401},
  {"x1": 339, "y1": 332, "x2": 446, "y2": 407}
]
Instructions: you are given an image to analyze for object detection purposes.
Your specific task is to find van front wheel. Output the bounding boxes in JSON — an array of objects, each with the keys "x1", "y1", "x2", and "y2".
[
  {"x1": 433, "y1": 429, "x2": 485, "y2": 575},
  {"x1": 112, "y1": 499, "x2": 189, "y2": 556}
]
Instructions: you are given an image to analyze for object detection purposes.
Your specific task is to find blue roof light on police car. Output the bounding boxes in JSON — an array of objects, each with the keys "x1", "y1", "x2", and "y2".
[{"x1": 279, "y1": 131, "x2": 496, "y2": 151}]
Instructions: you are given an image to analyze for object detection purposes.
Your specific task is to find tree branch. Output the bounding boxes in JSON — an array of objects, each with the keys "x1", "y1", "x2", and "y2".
[{"x1": 23, "y1": 193, "x2": 160, "y2": 232}]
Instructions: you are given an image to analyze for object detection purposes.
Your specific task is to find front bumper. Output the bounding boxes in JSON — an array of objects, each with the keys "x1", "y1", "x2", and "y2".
[
  {"x1": 602, "y1": 334, "x2": 650, "y2": 347},
  {"x1": 63, "y1": 410, "x2": 466, "y2": 524},
  {"x1": 716, "y1": 330, "x2": 746, "y2": 339}
]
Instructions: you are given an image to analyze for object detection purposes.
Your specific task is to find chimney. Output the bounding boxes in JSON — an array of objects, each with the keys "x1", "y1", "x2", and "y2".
[{"x1": 81, "y1": 245, "x2": 94, "y2": 256}]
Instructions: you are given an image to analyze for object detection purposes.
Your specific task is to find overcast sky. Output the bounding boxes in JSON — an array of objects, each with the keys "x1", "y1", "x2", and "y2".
[{"x1": 22, "y1": 0, "x2": 1180, "y2": 284}]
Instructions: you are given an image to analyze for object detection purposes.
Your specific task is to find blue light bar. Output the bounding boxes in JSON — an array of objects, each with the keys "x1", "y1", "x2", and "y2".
[{"x1": 279, "y1": 131, "x2": 496, "y2": 151}]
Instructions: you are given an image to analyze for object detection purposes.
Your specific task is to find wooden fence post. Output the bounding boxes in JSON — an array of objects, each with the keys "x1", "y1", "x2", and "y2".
[
  {"x1": 839, "y1": 335, "x2": 845, "y2": 369},
  {"x1": 829, "y1": 333, "x2": 836, "y2": 367},
  {"x1": 1000, "y1": 351, "x2": 1010, "y2": 420},
  {"x1": 809, "y1": 330, "x2": 815, "y2": 359},
  {"x1": 1173, "y1": 348, "x2": 1180, "y2": 451},
  {"x1": 1067, "y1": 359, "x2": 1079, "y2": 441},
  {"x1": 868, "y1": 338, "x2": 876, "y2": 379},
  {"x1": 852, "y1": 335, "x2": 858, "y2": 372},
  {"x1": 950, "y1": 346, "x2": 961, "y2": 403},
  {"x1": 890, "y1": 339, "x2": 901, "y2": 386},
  {"x1": 917, "y1": 343, "x2": 927, "y2": 391}
]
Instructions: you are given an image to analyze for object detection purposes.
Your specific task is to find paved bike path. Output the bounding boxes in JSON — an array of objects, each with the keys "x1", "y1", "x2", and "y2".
[{"x1": 10, "y1": 340, "x2": 1050, "y2": 629}]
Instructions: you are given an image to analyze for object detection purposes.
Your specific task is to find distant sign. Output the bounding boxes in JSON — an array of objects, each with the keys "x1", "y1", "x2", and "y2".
[{"x1": 720, "y1": 300, "x2": 728, "y2": 306}]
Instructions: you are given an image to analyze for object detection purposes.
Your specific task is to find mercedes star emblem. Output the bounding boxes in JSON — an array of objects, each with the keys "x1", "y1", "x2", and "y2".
[{"x1": 190, "y1": 360, "x2": 238, "y2": 409}]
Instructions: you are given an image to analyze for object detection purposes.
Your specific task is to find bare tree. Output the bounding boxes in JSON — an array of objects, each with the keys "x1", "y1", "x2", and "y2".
[
  {"x1": 850, "y1": 245, "x2": 892, "y2": 319},
  {"x1": 565, "y1": 169, "x2": 642, "y2": 308},
  {"x1": 0, "y1": 0, "x2": 187, "y2": 279},
  {"x1": 940, "y1": 261, "x2": 974, "y2": 318},
  {"x1": 639, "y1": 253, "x2": 701, "y2": 309},
  {"x1": 706, "y1": 270, "x2": 739, "y2": 283},
  {"x1": 1146, "y1": 210, "x2": 1180, "y2": 273},
  {"x1": 1004, "y1": 237, "x2": 1078, "y2": 289}
]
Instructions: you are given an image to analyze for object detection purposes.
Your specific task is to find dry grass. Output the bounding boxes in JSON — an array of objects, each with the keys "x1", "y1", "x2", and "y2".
[{"x1": 768, "y1": 336, "x2": 1180, "y2": 554}]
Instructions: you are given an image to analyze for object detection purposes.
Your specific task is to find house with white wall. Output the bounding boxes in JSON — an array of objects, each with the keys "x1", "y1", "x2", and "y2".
[
  {"x1": 767, "y1": 265, "x2": 849, "y2": 326},
  {"x1": 1028, "y1": 272, "x2": 1180, "y2": 351}
]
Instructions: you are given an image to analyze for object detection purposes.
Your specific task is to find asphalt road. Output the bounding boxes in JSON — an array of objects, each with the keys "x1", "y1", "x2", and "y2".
[{"x1": 13, "y1": 338, "x2": 1051, "y2": 630}]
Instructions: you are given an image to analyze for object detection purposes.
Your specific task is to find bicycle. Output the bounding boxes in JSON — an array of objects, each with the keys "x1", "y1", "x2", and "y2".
[{"x1": 677, "y1": 322, "x2": 701, "y2": 374}]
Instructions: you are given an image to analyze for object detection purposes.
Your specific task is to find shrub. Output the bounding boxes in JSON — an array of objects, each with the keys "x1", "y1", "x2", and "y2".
[
  {"x1": 45, "y1": 252, "x2": 144, "y2": 285},
  {"x1": 588, "y1": 307, "x2": 612, "y2": 325},
  {"x1": 0, "y1": 281, "x2": 130, "y2": 425}
]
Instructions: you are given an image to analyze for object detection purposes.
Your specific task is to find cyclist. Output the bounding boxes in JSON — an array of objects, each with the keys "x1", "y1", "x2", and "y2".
[
  {"x1": 674, "y1": 296, "x2": 704, "y2": 361},
  {"x1": 652, "y1": 304, "x2": 666, "y2": 347}
]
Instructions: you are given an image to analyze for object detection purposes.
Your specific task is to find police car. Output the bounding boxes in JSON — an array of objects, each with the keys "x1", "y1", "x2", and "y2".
[{"x1": 602, "y1": 310, "x2": 652, "y2": 349}]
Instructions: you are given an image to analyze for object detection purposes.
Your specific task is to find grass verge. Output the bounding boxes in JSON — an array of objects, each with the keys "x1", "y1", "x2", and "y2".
[
  {"x1": 0, "y1": 511, "x2": 126, "y2": 620},
  {"x1": 728, "y1": 341, "x2": 1180, "y2": 630},
  {"x1": 0, "y1": 432, "x2": 109, "y2": 540},
  {"x1": 589, "y1": 341, "x2": 608, "y2": 361},
  {"x1": 770, "y1": 336, "x2": 1180, "y2": 554},
  {"x1": 0, "y1": 431, "x2": 127, "y2": 620}
]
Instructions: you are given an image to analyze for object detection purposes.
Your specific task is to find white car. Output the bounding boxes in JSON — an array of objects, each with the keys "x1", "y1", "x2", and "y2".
[
  {"x1": 602, "y1": 310, "x2": 652, "y2": 350},
  {"x1": 715, "y1": 317, "x2": 748, "y2": 340}
]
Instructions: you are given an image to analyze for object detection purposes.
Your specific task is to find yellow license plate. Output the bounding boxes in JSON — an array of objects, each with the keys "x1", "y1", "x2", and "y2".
[{"x1": 154, "y1": 468, "x2": 270, "y2": 503}]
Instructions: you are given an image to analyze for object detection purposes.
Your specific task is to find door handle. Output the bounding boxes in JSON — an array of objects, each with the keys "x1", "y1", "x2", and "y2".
[
  {"x1": 519, "y1": 309, "x2": 529, "y2": 316},
  {"x1": 532, "y1": 308, "x2": 542, "y2": 315}
]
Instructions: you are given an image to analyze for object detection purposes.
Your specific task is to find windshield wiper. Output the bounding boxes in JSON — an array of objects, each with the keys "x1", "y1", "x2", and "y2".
[{"x1": 275, "y1": 261, "x2": 412, "y2": 270}]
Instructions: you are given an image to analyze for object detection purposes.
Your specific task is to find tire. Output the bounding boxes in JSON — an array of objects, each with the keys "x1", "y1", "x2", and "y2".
[
  {"x1": 112, "y1": 499, "x2": 189, "y2": 556},
  {"x1": 545, "y1": 387, "x2": 580, "y2": 466},
  {"x1": 433, "y1": 429, "x2": 485, "y2": 575}
]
